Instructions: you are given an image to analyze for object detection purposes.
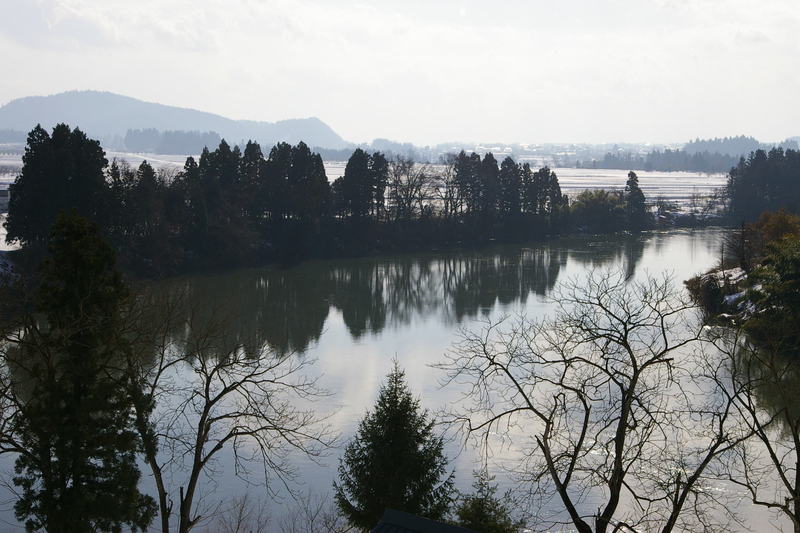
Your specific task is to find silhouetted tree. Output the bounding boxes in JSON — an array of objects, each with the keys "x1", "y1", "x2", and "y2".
[
  {"x1": 454, "y1": 151, "x2": 482, "y2": 215},
  {"x1": 334, "y1": 363, "x2": 454, "y2": 530},
  {"x1": 624, "y1": 171, "x2": 650, "y2": 230},
  {"x1": 498, "y1": 157, "x2": 521, "y2": 217},
  {"x1": 479, "y1": 153, "x2": 499, "y2": 217},
  {"x1": 571, "y1": 189, "x2": 626, "y2": 232},
  {"x1": 6, "y1": 124, "x2": 108, "y2": 245},
  {"x1": 341, "y1": 148, "x2": 372, "y2": 221},
  {"x1": 370, "y1": 151, "x2": 389, "y2": 220},
  {"x1": 727, "y1": 148, "x2": 800, "y2": 221},
  {"x1": 239, "y1": 140, "x2": 265, "y2": 221},
  {"x1": 8, "y1": 213, "x2": 156, "y2": 532},
  {"x1": 454, "y1": 470, "x2": 522, "y2": 533},
  {"x1": 520, "y1": 162, "x2": 538, "y2": 215}
]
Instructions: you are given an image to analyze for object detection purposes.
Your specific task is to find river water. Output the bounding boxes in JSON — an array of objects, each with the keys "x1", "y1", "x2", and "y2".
[
  {"x1": 1, "y1": 227, "x2": 786, "y2": 531},
  {"x1": 148, "y1": 227, "x2": 737, "y2": 531}
]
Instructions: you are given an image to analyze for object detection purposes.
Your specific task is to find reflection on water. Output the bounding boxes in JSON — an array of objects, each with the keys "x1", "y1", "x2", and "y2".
[
  {"x1": 743, "y1": 348, "x2": 800, "y2": 437},
  {"x1": 0, "y1": 228, "x2": 728, "y2": 531},
  {"x1": 142, "y1": 231, "x2": 680, "y2": 357}
]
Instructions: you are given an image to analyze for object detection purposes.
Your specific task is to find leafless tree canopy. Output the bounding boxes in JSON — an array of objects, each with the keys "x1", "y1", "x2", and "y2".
[
  {"x1": 278, "y1": 491, "x2": 353, "y2": 533},
  {"x1": 117, "y1": 291, "x2": 336, "y2": 533},
  {"x1": 387, "y1": 156, "x2": 436, "y2": 221},
  {"x1": 438, "y1": 271, "x2": 747, "y2": 533}
]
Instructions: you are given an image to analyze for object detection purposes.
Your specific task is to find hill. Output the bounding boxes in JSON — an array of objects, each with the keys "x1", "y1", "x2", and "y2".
[{"x1": 0, "y1": 90, "x2": 348, "y2": 152}]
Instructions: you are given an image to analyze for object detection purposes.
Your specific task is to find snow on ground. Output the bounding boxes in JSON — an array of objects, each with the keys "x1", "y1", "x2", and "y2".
[
  {"x1": 325, "y1": 162, "x2": 727, "y2": 204},
  {"x1": 0, "y1": 151, "x2": 728, "y2": 213}
]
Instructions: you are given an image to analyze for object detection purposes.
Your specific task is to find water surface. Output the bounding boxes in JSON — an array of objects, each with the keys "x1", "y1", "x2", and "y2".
[
  {"x1": 7, "y1": 228, "x2": 778, "y2": 531},
  {"x1": 144, "y1": 228, "x2": 732, "y2": 529}
]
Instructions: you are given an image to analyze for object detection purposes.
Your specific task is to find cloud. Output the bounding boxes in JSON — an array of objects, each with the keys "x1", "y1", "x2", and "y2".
[
  {"x1": 1, "y1": 0, "x2": 799, "y2": 144},
  {"x1": 0, "y1": 0, "x2": 118, "y2": 48},
  {"x1": 734, "y1": 29, "x2": 771, "y2": 45}
]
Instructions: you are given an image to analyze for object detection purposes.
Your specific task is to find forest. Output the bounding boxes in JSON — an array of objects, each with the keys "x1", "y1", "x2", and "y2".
[
  {"x1": 726, "y1": 147, "x2": 800, "y2": 222},
  {"x1": 4, "y1": 124, "x2": 651, "y2": 276},
  {"x1": 577, "y1": 136, "x2": 800, "y2": 174},
  {"x1": 577, "y1": 147, "x2": 741, "y2": 173}
]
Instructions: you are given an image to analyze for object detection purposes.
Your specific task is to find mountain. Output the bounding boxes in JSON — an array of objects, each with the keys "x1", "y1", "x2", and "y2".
[{"x1": 0, "y1": 90, "x2": 348, "y2": 151}]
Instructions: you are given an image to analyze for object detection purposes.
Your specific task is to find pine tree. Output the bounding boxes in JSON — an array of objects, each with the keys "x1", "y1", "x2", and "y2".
[
  {"x1": 498, "y1": 157, "x2": 521, "y2": 217},
  {"x1": 11, "y1": 212, "x2": 156, "y2": 532},
  {"x1": 479, "y1": 153, "x2": 499, "y2": 217},
  {"x1": 369, "y1": 151, "x2": 389, "y2": 220},
  {"x1": 334, "y1": 363, "x2": 454, "y2": 530},
  {"x1": 454, "y1": 151, "x2": 479, "y2": 214},
  {"x1": 454, "y1": 470, "x2": 523, "y2": 533},
  {"x1": 520, "y1": 163, "x2": 537, "y2": 215},
  {"x1": 342, "y1": 148, "x2": 372, "y2": 221},
  {"x1": 624, "y1": 171, "x2": 649, "y2": 230},
  {"x1": 5, "y1": 124, "x2": 108, "y2": 246}
]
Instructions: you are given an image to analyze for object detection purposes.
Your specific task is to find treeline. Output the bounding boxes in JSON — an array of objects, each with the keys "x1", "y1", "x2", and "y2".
[
  {"x1": 684, "y1": 135, "x2": 761, "y2": 156},
  {"x1": 123, "y1": 128, "x2": 222, "y2": 154},
  {"x1": 726, "y1": 148, "x2": 800, "y2": 221},
  {"x1": 684, "y1": 135, "x2": 798, "y2": 156},
  {"x1": 5, "y1": 124, "x2": 655, "y2": 276},
  {"x1": 578, "y1": 148, "x2": 740, "y2": 173}
]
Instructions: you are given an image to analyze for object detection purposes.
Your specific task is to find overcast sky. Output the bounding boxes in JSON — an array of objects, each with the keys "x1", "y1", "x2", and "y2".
[{"x1": 1, "y1": 0, "x2": 798, "y2": 145}]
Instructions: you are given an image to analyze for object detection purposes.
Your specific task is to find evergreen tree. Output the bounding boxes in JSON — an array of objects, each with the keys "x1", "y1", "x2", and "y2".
[
  {"x1": 130, "y1": 160, "x2": 163, "y2": 240},
  {"x1": 179, "y1": 155, "x2": 207, "y2": 237},
  {"x1": 239, "y1": 140, "x2": 264, "y2": 220},
  {"x1": 498, "y1": 157, "x2": 521, "y2": 217},
  {"x1": 547, "y1": 168, "x2": 564, "y2": 217},
  {"x1": 531, "y1": 166, "x2": 561, "y2": 217},
  {"x1": 334, "y1": 363, "x2": 454, "y2": 530},
  {"x1": 454, "y1": 470, "x2": 522, "y2": 533},
  {"x1": 479, "y1": 153, "x2": 499, "y2": 217},
  {"x1": 624, "y1": 171, "x2": 649, "y2": 230},
  {"x1": 289, "y1": 142, "x2": 331, "y2": 222},
  {"x1": 745, "y1": 235, "x2": 800, "y2": 359},
  {"x1": 12, "y1": 212, "x2": 156, "y2": 532},
  {"x1": 570, "y1": 189, "x2": 626, "y2": 232},
  {"x1": 6, "y1": 124, "x2": 108, "y2": 245},
  {"x1": 454, "y1": 151, "x2": 480, "y2": 214},
  {"x1": 369, "y1": 151, "x2": 389, "y2": 220},
  {"x1": 520, "y1": 162, "x2": 537, "y2": 215},
  {"x1": 727, "y1": 148, "x2": 800, "y2": 221},
  {"x1": 263, "y1": 142, "x2": 293, "y2": 222},
  {"x1": 342, "y1": 148, "x2": 373, "y2": 221}
]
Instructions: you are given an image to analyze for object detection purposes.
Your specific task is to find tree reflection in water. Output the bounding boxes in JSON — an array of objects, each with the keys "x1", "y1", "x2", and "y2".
[{"x1": 138, "y1": 234, "x2": 648, "y2": 356}]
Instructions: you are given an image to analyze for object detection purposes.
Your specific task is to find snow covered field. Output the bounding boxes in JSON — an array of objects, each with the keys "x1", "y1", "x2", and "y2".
[
  {"x1": 0, "y1": 151, "x2": 727, "y2": 210},
  {"x1": 325, "y1": 161, "x2": 727, "y2": 205}
]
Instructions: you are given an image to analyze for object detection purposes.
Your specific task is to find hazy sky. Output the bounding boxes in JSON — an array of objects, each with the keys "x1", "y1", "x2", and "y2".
[{"x1": 1, "y1": 0, "x2": 798, "y2": 145}]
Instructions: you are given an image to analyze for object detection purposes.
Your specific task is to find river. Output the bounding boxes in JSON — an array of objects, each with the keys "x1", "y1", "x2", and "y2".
[{"x1": 0, "y1": 227, "x2": 785, "y2": 531}]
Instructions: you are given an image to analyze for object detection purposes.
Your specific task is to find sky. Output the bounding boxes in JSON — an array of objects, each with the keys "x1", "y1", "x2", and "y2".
[{"x1": 0, "y1": 0, "x2": 798, "y2": 146}]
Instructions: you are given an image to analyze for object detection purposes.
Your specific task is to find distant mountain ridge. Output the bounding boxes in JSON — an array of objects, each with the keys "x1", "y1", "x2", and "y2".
[{"x1": 0, "y1": 90, "x2": 348, "y2": 152}]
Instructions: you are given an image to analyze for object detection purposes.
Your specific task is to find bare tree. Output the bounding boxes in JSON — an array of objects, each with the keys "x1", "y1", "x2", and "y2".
[
  {"x1": 433, "y1": 154, "x2": 460, "y2": 220},
  {"x1": 387, "y1": 156, "x2": 435, "y2": 221},
  {"x1": 123, "y1": 292, "x2": 336, "y2": 533},
  {"x1": 204, "y1": 494, "x2": 270, "y2": 533},
  {"x1": 437, "y1": 271, "x2": 745, "y2": 533},
  {"x1": 278, "y1": 491, "x2": 353, "y2": 533}
]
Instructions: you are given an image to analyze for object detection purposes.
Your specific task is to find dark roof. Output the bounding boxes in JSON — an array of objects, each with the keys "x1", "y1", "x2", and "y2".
[{"x1": 371, "y1": 509, "x2": 480, "y2": 533}]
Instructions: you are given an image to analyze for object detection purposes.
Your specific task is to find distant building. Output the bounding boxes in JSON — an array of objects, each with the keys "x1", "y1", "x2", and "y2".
[
  {"x1": 371, "y1": 509, "x2": 479, "y2": 533},
  {"x1": 0, "y1": 188, "x2": 9, "y2": 211}
]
